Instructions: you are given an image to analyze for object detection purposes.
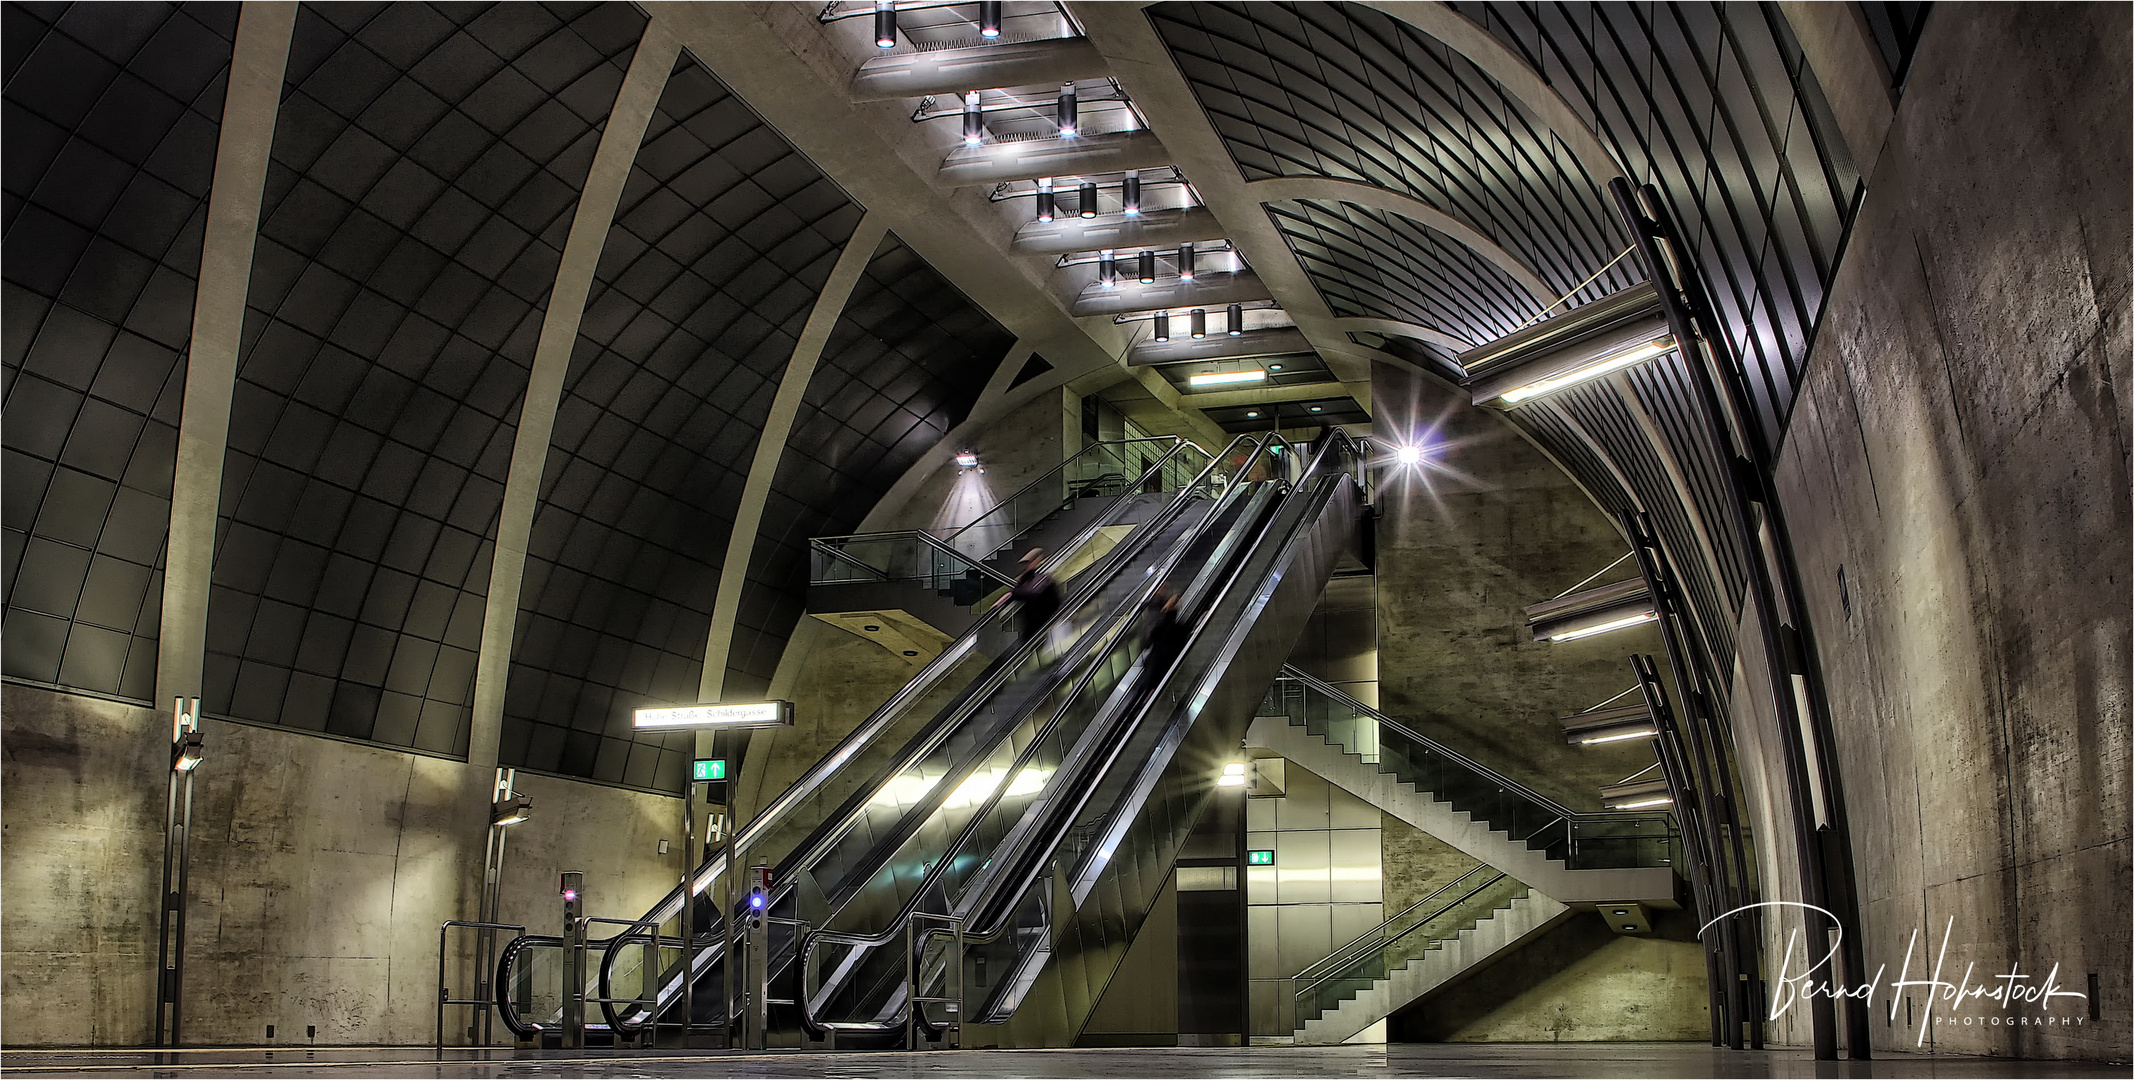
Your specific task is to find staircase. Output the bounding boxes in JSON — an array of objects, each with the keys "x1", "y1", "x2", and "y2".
[
  {"x1": 1292, "y1": 882, "x2": 1572, "y2": 1046},
  {"x1": 1247, "y1": 676, "x2": 1677, "y2": 906}
]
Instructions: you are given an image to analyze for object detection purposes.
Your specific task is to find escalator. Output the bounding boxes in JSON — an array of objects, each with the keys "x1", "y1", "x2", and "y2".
[{"x1": 493, "y1": 429, "x2": 1370, "y2": 1049}]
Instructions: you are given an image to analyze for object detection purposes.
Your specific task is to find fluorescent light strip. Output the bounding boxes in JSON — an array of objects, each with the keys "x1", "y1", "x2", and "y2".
[
  {"x1": 1547, "y1": 611, "x2": 1658, "y2": 642},
  {"x1": 1579, "y1": 729, "x2": 1658, "y2": 744},
  {"x1": 1499, "y1": 337, "x2": 1675, "y2": 404},
  {"x1": 1610, "y1": 797, "x2": 1674, "y2": 810},
  {"x1": 1188, "y1": 369, "x2": 1266, "y2": 388}
]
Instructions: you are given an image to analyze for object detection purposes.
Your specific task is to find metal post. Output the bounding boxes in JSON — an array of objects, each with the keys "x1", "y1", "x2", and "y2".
[
  {"x1": 681, "y1": 763, "x2": 695, "y2": 1044},
  {"x1": 473, "y1": 767, "x2": 516, "y2": 1047},
  {"x1": 155, "y1": 696, "x2": 201, "y2": 1048},
  {"x1": 1610, "y1": 178, "x2": 1858, "y2": 1060},
  {"x1": 748, "y1": 864, "x2": 769, "y2": 1050},
  {"x1": 561, "y1": 871, "x2": 586, "y2": 1049}
]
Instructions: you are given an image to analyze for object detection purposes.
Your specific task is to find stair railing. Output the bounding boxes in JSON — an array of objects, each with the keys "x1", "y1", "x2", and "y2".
[{"x1": 1288, "y1": 866, "x2": 1517, "y2": 1027}]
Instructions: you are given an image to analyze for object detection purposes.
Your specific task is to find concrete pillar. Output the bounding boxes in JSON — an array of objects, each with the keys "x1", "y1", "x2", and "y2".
[
  {"x1": 462, "y1": 25, "x2": 682, "y2": 778},
  {"x1": 693, "y1": 213, "x2": 891, "y2": 705},
  {"x1": 152, "y1": 2, "x2": 297, "y2": 708}
]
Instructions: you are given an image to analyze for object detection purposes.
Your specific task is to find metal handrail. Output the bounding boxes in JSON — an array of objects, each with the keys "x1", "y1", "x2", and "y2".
[
  {"x1": 436, "y1": 920, "x2": 524, "y2": 1053},
  {"x1": 808, "y1": 529, "x2": 1017, "y2": 587},
  {"x1": 1290, "y1": 866, "x2": 1498, "y2": 989},
  {"x1": 940, "y1": 435, "x2": 1207, "y2": 549},
  {"x1": 1291, "y1": 869, "x2": 1514, "y2": 1010},
  {"x1": 1272, "y1": 666, "x2": 1671, "y2": 828},
  {"x1": 585, "y1": 434, "x2": 1238, "y2": 1031}
]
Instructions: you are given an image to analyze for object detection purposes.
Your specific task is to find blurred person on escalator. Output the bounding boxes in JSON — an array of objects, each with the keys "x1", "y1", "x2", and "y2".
[{"x1": 996, "y1": 547, "x2": 1062, "y2": 659}]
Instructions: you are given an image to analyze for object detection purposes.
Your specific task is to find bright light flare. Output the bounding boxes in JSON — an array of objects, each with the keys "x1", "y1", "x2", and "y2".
[{"x1": 1188, "y1": 370, "x2": 1265, "y2": 388}]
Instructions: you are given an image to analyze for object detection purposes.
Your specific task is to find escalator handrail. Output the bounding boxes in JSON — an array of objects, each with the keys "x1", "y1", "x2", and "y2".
[
  {"x1": 584, "y1": 433, "x2": 1248, "y2": 1030},
  {"x1": 940, "y1": 436, "x2": 1209, "y2": 549}
]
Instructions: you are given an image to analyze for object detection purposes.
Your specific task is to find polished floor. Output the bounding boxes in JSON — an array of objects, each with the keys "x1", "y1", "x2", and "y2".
[{"x1": 2, "y1": 1043, "x2": 2126, "y2": 1079}]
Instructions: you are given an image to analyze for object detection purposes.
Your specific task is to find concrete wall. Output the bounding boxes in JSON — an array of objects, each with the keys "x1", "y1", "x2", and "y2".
[
  {"x1": 1756, "y1": 2, "x2": 2130, "y2": 1060},
  {"x1": 1, "y1": 683, "x2": 678, "y2": 1047},
  {"x1": 1371, "y1": 363, "x2": 1665, "y2": 810},
  {"x1": 1245, "y1": 764, "x2": 1384, "y2": 1038}
]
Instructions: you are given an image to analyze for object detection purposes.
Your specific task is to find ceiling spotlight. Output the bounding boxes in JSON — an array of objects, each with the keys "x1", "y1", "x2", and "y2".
[
  {"x1": 978, "y1": 0, "x2": 1001, "y2": 37},
  {"x1": 1152, "y1": 312, "x2": 1170, "y2": 343},
  {"x1": 1137, "y1": 250, "x2": 1155, "y2": 284},
  {"x1": 1078, "y1": 180, "x2": 1097, "y2": 219},
  {"x1": 1035, "y1": 177, "x2": 1054, "y2": 223},
  {"x1": 1524, "y1": 579, "x2": 1658, "y2": 643},
  {"x1": 1463, "y1": 282, "x2": 1675, "y2": 407},
  {"x1": 1098, "y1": 249, "x2": 1117, "y2": 288},
  {"x1": 1177, "y1": 243, "x2": 1195, "y2": 282},
  {"x1": 1309, "y1": 405, "x2": 1322, "y2": 412},
  {"x1": 1189, "y1": 308, "x2": 1206, "y2": 339},
  {"x1": 962, "y1": 91, "x2": 983, "y2": 145},
  {"x1": 1226, "y1": 303, "x2": 1242, "y2": 336},
  {"x1": 1246, "y1": 410, "x2": 1259, "y2": 418},
  {"x1": 1268, "y1": 363, "x2": 1282, "y2": 371},
  {"x1": 1121, "y1": 173, "x2": 1141, "y2": 216},
  {"x1": 1057, "y1": 82, "x2": 1078, "y2": 137},
  {"x1": 1394, "y1": 445, "x2": 1421, "y2": 466},
  {"x1": 874, "y1": 0, "x2": 897, "y2": 47},
  {"x1": 1189, "y1": 369, "x2": 1265, "y2": 388}
]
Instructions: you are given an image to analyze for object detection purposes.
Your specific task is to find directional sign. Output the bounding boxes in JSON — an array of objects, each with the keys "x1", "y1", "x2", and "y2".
[
  {"x1": 633, "y1": 700, "x2": 794, "y2": 730},
  {"x1": 692, "y1": 759, "x2": 726, "y2": 782},
  {"x1": 1246, "y1": 849, "x2": 1275, "y2": 866}
]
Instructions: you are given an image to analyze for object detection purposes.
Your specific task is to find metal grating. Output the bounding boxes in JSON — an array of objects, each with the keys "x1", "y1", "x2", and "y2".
[
  {"x1": 498, "y1": 53, "x2": 864, "y2": 791},
  {"x1": 2, "y1": 1, "x2": 237, "y2": 697},
  {"x1": 198, "y1": 1, "x2": 644, "y2": 756}
]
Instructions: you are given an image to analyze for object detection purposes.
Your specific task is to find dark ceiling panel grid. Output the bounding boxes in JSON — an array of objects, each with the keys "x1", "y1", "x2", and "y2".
[
  {"x1": 1268, "y1": 199, "x2": 1530, "y2": 346},
  {"x1": 197, "y1": 1, "x2": 643, "y2": 758},
  {"x1": 726, "y1": 231, "x2": 1015, "y2": 698},
  {"x1": 499, "y1": 54, "x2": 864, "y2": 792},
  {"x1": 1, "y1": 2, "x2": 236, "y2": 698}
]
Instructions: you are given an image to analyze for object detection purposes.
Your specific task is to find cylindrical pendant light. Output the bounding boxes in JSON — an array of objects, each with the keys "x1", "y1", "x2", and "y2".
[
  {"x1": 978, "y1": 0, "x2": 1001, "y2": 37},
  {"x1": 1078, "y1": 181, "x2": 1098, "y2": 219},
  {"x1": 874, "y1": 0, "x2": 896, "y2": 48},
  {"x1": 962, "y1": 91, "x2": 983, "y2": 145},
  {"x1": 1057, "y1": 82, "x2": 1078, "y2": 137},
  {"x1": 1177, "y1": 242, "x2": 1195, "y2": 282},
  {"x1": 1121, "y1": 173, "x2": 1141, "y2": 216},
  {"x1": 1098, "y1": 250, "x2": 1117, "y2": 288},
  {"x1": 1153, "y1": 312, "x2": 1170, "y2": 342},
  {"x1": 1227, "y1": 303, "x2": 1244, "y2": 336},
  {"x1": 1190, "y1": 308, "x2": 1207, "y2": 339},
  {"x1": 1035, "y1": 178, "x2": 1054, "y2": 223},
  {"x1": 1137, "y1": 251, "x2": 1156, "y2": 284}
]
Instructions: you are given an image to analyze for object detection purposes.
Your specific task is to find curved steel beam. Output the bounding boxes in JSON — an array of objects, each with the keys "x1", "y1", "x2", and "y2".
[
  {"x1": 1246, "y1": 176, "x2": 1553, "y2": 304},
  {"x1": 1355, "y1": 2, "x2": 1623, "y2": 187}
]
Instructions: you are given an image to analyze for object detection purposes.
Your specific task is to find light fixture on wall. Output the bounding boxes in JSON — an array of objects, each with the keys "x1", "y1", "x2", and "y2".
[
  {"x1": 1056, "y1": 82, "x2": 1077, "y2": 136},
  {"x1": 978, "y1": 0, "x2": 1001, "y2": 37},
  {"x1": 1218, "y1": 762, "x2": 1248, "y2": 787},
  {"x1": 1034, "y1": 177, "x2": 1054, "y2": 223},
  {"x1": 1121, "y1": 172, "x2": 1141, "y2": 216},
  {"x1": 962, "y1": 91, "x2": 983, "y2": 145},
  {"x1": 491, "y1": 792, "x2": 532, "y2": 826},
  {"x1": 1524, "y1": 578, "x2": 1657, "y2": 643},
  {"x1": 1561, "y1": 703, "x2": 1659, "y2": 745},
  {"x1": 1462, "y1": 282, "x2": 1675, "y2": 407},
  {"x1": 1599, "y1": 777, "x2": 1673, "y2": 811},
  {"x1": 171, "y1": 728, "x2": 204, "y2": 773},
  {"x1": 955, "y1": 450, "x2": 980, "y2": 469},
  {"x1": 1393, "y1": 444, "x2": 1422, "y2": 466},
  {"x1": 1188, "y1": 369, "x2": 1264, "y2": 388},
  {"x1": 874, "y1": 0, "x2": 897, "y2": 47}
]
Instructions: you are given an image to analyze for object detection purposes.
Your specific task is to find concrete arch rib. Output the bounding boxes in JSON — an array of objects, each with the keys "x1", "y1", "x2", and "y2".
[
  {"x1": 1246, "y1": 176, "x2": 1554, "y2": 305},
  {"x1": 1329, "y1": 316, "x2": 1472, "y2": 356},
  {"x1": 1354, "y1": 1, "x2": 1624, "y2": 187},
  {"x1": 465, "y1": 25, "x2": 683, "y2": 775}
]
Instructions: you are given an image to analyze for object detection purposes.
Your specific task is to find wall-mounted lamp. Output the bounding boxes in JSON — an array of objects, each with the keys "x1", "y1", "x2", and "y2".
[
  {"x1": 1462, "y1": 282, "x2": 1674, "y2": 407},
  {"x1": 955, "y1": 450, "x2": 981, "y2": 469},
  {"x1": 1218, "y1": 762, "x2": 1247, "y2": 787},
  {"x1": 1599, "y1": 777, "x2": 1673, "y2": 811},
  {"x1": 491, "y1": 793, "x2": 532, "y2": 826},
  {"x1": 1393, "y1": 445, "x2": 1422, "y2": 466},
  {"x1": 171, "y1": 729, "x2": 205, "y2": 773},
  {"x1": 1524, "y1": 578, "x2": 1657, "y2": 643},
  {"x1": 874, "y1": 0, "x2": 897, "y2": 47},
  {"x1": 1561, "y1": 703, "x2": 1659, "y2": 745}
]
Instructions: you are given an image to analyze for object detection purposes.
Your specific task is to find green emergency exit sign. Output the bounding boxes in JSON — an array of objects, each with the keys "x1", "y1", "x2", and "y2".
[
  {"x1": 1247, "y1": 849, "x2": 1275, "y2": 866},
  {"x1": 693, "y1": 759, "x2": 726, "y2": 782}
]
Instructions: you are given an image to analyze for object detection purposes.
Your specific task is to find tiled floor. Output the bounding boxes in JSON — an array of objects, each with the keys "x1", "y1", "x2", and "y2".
[{"x1": 2, "y1": 1043, "x2": 2125, "y2": 1079}]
